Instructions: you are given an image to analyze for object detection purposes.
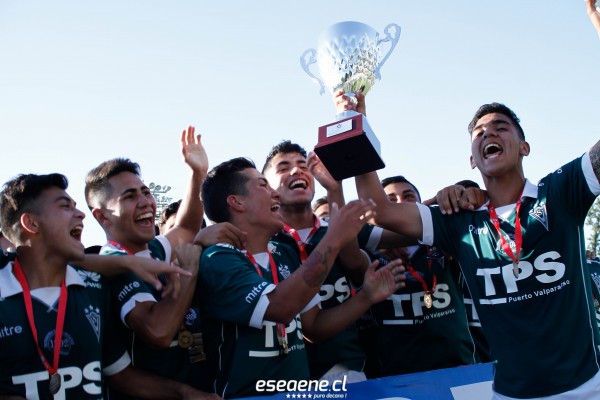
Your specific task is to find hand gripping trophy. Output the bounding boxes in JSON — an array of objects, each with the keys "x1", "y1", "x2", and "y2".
[{"x1": 301, "y1": 21, "x2": 401, "y2": 180}]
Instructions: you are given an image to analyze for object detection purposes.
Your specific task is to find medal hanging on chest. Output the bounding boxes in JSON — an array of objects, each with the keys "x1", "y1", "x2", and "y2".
[
  {"x1": 13, "y1": 260, "x2": 68, "y2": 396},
  {"x1": 246, "y1": 251, "x2": 289, "y2": 355},
  {"x1": 407, "y1": 248, "x2": 437, "y2": 309},
  {"x1": 178, "y1": 329, "x2": 194, "y2": 349},
  {"x1": 188, "y1": 332, "x2": 207, "y2": 363},
  {"x1": 488, "y1": 196, "x2": 524, "y2": 279}
]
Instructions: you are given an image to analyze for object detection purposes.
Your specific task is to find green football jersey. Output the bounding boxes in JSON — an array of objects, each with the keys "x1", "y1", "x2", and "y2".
[
  {"x1": 199, "y1": 242, "x2": 315, "y2": 399},
  {"x1": 0, "y1": 263, "x2": 129, "y2": 399},
  {"x1": 420, "y1": 155, "x2": 600, "y2": 398},
  {"x1": 370, "y1": 245, "x2": 477, "y2": 376},
  {"x1": 272, "y1": 221, "x2": 378, "y2": 379},
  {"x1": 102, "y1": 236, "x2": 210, "y2": 395}
]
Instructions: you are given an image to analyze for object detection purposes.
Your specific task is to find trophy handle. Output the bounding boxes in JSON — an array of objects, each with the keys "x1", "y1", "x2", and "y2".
[
  {"x1": 375, "y1": 23, "x2": 401, "y2": 80},
  {"x1": 300, "y1": 48, "x2": 326, "y2": 95}
]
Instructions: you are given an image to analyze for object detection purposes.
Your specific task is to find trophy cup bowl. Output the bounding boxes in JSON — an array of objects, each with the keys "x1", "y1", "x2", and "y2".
[{"x1": 301, "y1": 21, "x2": 401, "y2": 180}]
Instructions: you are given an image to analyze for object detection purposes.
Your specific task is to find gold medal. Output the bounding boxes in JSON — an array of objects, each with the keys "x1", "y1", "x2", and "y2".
[
  {"x1": 424, "y1": 293, "x2": 433, "y2": 309},
  {"x1": 49, "y1": 372, "x2": 61, "y2": 395},
  {"x1": 188, "y1": 333, "x2": 206, "y2": 363},
  {"x1": 512, "y1": 261, "x2": 519, "y2": 278},
  {"x1": 178, "y1": 330, "x2": 194, "y2": 349}
]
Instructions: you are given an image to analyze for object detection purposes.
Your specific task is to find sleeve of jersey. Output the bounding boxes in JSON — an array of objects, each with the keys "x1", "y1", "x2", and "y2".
[
  {"x1": 417, "y1": 202, "x2": 461, "y2": 256},
  {"x1": 357, "y1": 223, "x2": 382, "y2": 253},
  {"x1": 154, "y1": 235, "x2": 172, "y2": 263},
  {"x1": 106, "y1": 251, "x2": 157, "y2": 325},
  {"x1": 200, "y1": 246, "x2": 276, "y2": 329},
  {"x1": 548, "y1": 155, "x2": 599, "y2": 221}
]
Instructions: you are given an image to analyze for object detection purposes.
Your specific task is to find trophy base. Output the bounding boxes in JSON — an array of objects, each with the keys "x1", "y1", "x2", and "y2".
[{"x1": 314, "y1": 114, "x2": 385, "y2": 181}]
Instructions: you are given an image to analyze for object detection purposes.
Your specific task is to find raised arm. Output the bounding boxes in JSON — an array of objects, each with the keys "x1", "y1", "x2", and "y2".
[
  {"x1": 165, "y1": 126, "x2": 208, "y2": 259},
  {"x1": 308, "y1": 151, "x2": 371, "y2": 284},
  {"x1": 586, "y1": 0, "x2": 600, "y2": 39}
]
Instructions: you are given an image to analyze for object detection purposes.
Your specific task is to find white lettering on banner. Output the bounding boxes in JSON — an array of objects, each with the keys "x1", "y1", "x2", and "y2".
[{"x1": 12, "y1": 361, "x2": 102, "y2": 398}]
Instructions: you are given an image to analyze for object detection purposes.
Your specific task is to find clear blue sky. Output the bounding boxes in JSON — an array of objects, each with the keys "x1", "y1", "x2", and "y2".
[{"x1": 1, "y1": 1, "x2": 599, "y2": 247}]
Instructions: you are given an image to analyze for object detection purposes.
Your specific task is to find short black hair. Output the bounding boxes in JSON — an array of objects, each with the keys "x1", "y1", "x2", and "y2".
[
  {"x1": 468, "y1": 102, "x2": 525, "y2": 140},
  {"x1": 85, "y1": 158, "x2": 141, "y2": 209},
  {"x1": 261, "y1": 140, "x2": 307, "y2": 174},
  {"x1": 158, "y1": 199, "x2": 182, "y2": 228},
  {"x1": 0, "y1": 173, "x2": 69, "y2": 243},
  {"x1": 380, "y1": 175, "x2": 421, "y2": 202},
  {"x1": 312, "y1": 196, "x2": 328, "y2": 213},
  {"x1": 455, "y1": 179, "x2": 480, "y2": 189},
  {"x1": 202, "y1": 157, "x2": 256, "y2": 223}
]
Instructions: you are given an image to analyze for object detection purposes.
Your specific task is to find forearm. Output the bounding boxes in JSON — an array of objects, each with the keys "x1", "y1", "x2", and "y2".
[
  {"x1": 127, "y1": 274, "x2": 198, "y2": 347},
  {"x1": 175, "y1": 170, "x2": 204, "y2": 235},
  {"x1": 304, "y1": 291, "x2": 371, "y2": 343},
  {"x1": 73, "y1": 254, "x2": 126, "y2": 277},
  {"x1": 265, "y1": 237, "x2": 342, "y2": 323},
  {"x1": 337, "y1": 243, "x2": 369, "y2": 285}
]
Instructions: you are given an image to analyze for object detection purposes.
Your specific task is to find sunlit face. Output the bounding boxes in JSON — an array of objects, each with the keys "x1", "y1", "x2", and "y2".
[
  {"x1": 470, "y1": 113, "x2": 529, "y2": 177},
  {"x1": 383, "y1": 182, "x2": 420, "y2": 204},
  {"x1": 263, "y1": 152, "x2": 315, "y2": 207},
  {"x1": 159, "y1": 213, "x2": 177, "y2": 235},
  {"x1": 235, "y1": 168, "x2": 283, "y2": 234},
  {"x1": 32, "y1": 187, "x2": 86, "y2": 260},
  {"x1": 97, "y1": 172, "x2": 157, "y2": 250}
]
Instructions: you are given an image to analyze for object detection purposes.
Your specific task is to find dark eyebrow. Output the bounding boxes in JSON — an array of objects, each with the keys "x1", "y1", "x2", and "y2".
[
  {"x1": 472, "y1": 118, "x2": 511, "y2": 133},
  {"x1": 54, "y1": 195, "x2": 75, "y2": 207},
  {"x1": 119, "y1": 188, "x2": 138, "y2": 197}
]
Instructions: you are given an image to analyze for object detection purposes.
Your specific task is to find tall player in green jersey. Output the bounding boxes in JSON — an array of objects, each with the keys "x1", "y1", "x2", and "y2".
[
  {"x1": 84, "y1": 127, "x2": 215, "y2": 396},
  {"x1": 0, "y1": 173, "x2": 218, "y2": 399},
  {"x1": 198, "y1": 157, "x2": 405, "y2": 399},
  {"x1": 341, "y1": 2, "x2": 600, "y2": 398}
]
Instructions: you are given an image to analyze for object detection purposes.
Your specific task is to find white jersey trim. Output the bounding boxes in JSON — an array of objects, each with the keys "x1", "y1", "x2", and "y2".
[
  {"x1": 249, "y1": 283, "x2": 276, "y2": 329},
  {"x1": 121, "y1": 293, "x2": 157, "y2": 325},
  {"x1": 0, "y1": 263, "x2": 85, "y2": 298},
  {"x1": 365, "y1": 225, "x2": 383, "y2": 253},
  {"x1": 583, "y1": 152, "x2": 600, "y2": 196},
  {"x1": 102, "y1": 351, "x2": 131, "y2": 376},
  {"x1": 417, "y1": 202, "x2": 434, "y2": 246}
]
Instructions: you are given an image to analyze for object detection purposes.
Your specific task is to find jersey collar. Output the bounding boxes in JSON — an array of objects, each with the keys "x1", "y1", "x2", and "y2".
[
  {"x1": 0, "y1": 262, "x2": 85, "y2": 298},
  {"x1": 476, "y1": 178, "x2": 538, "y2": 211}
]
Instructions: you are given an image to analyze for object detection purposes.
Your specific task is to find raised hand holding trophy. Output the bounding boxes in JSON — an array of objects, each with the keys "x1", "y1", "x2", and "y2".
[{"x1": 301, "y1": 21, "x2": 400, "y2": 180}]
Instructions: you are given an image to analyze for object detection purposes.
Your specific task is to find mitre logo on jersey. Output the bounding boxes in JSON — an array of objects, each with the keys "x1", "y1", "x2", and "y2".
[
  {"x1": 44, "y1": 330, "x2": 75, "y2": 355},
  {"x1": 85, "y1": 305, "x2": 101, "y2": 342},
  {"x1": 185, "y1": 308, "x2": 198, "y2": 326},
  {"x1": 528, "y1": 203, "x2": 549, "y2": 231},
  {"x1": 77, "y1": 270, "x2": 102, "y2": 289}
]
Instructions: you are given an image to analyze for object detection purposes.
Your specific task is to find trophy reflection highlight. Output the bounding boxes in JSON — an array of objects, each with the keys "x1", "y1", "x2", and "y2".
[{"x1": 301, "y1": 21, "x2": 401, "y2": 180}]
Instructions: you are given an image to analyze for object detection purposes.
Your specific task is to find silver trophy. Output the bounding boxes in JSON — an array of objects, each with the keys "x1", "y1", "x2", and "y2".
[{"x1": 301, "y1": 21, "x2": 401, "y2": 180}]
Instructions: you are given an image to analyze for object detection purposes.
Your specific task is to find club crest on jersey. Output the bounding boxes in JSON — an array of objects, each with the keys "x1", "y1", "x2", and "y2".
[
  {"x1": 77, "y1": 270, "x2": 102, "y2": 289},
  {"x1": 495, "y1": 234, "x2": 517, "y2": 257},
  {"x1": 185, "y1": 308, "x2": 198, "y2": 326},
  {"x1": 268, "y1": 242, "x2": 282, "y2": 257},
  {"x1": 85, "y1": 305, "x2": 101, "y2": 342},
  {"x1": 278, "y1": 264, "x2": 292, "y2": 279},
  {"x1": 528, "y1": 203, "x2": 549, "y2": 231},
  {"x1": 44, "y1": 330, "x2": 75, "y2": 355}
]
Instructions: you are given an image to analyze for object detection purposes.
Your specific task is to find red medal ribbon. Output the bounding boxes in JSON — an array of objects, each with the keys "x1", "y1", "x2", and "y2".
[
  {"x1": 406, "y1": 248, "x2": 436, "y2": 296},
  {"x1": 487, "y1": 194, "x2": 523, "y2": 270},
  {"x1": 107, "y1": 240, "x2": 134, "y2": 255},
  {"x1": 283, "y1": 216, "x2": 320, "y2": 262},
  {"x1": 13, "y1": 259, "x2": 68, "y2": 379},
  {"x1": 245, "y1": 251, "x2": 288, "y2": 352}
]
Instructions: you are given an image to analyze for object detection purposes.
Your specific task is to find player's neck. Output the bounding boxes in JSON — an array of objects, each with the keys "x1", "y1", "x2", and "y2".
[
  {"x1": 280, "y1": 203, "x2": 315, "y2": 230},
  {"x1": 15, "y1": 247, "x2": 68, "y2": 289},
  {"x1": 106, "y1": 234, "x2": 149, "y2": 254},
  {"x1": 244, "y1": 234, "x2": 271, "y2": 254},
  {"x1": 485, "y1": 173, "x2": 526, "y2": 207}
]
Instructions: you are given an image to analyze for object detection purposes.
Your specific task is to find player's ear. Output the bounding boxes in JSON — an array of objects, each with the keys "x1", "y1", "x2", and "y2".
[
  {"x1": 227, "y1": 195, "x2": 244, "y2": 212},
  {"x1": 519, "y1": 141, "x2": 530, "y2": 157},
  {"x1": 470, "y1": 155, "x2": 477, "y2": 170},
  {"x1": 20, "y1": 213, "x2": 39, "y2": 234}
]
